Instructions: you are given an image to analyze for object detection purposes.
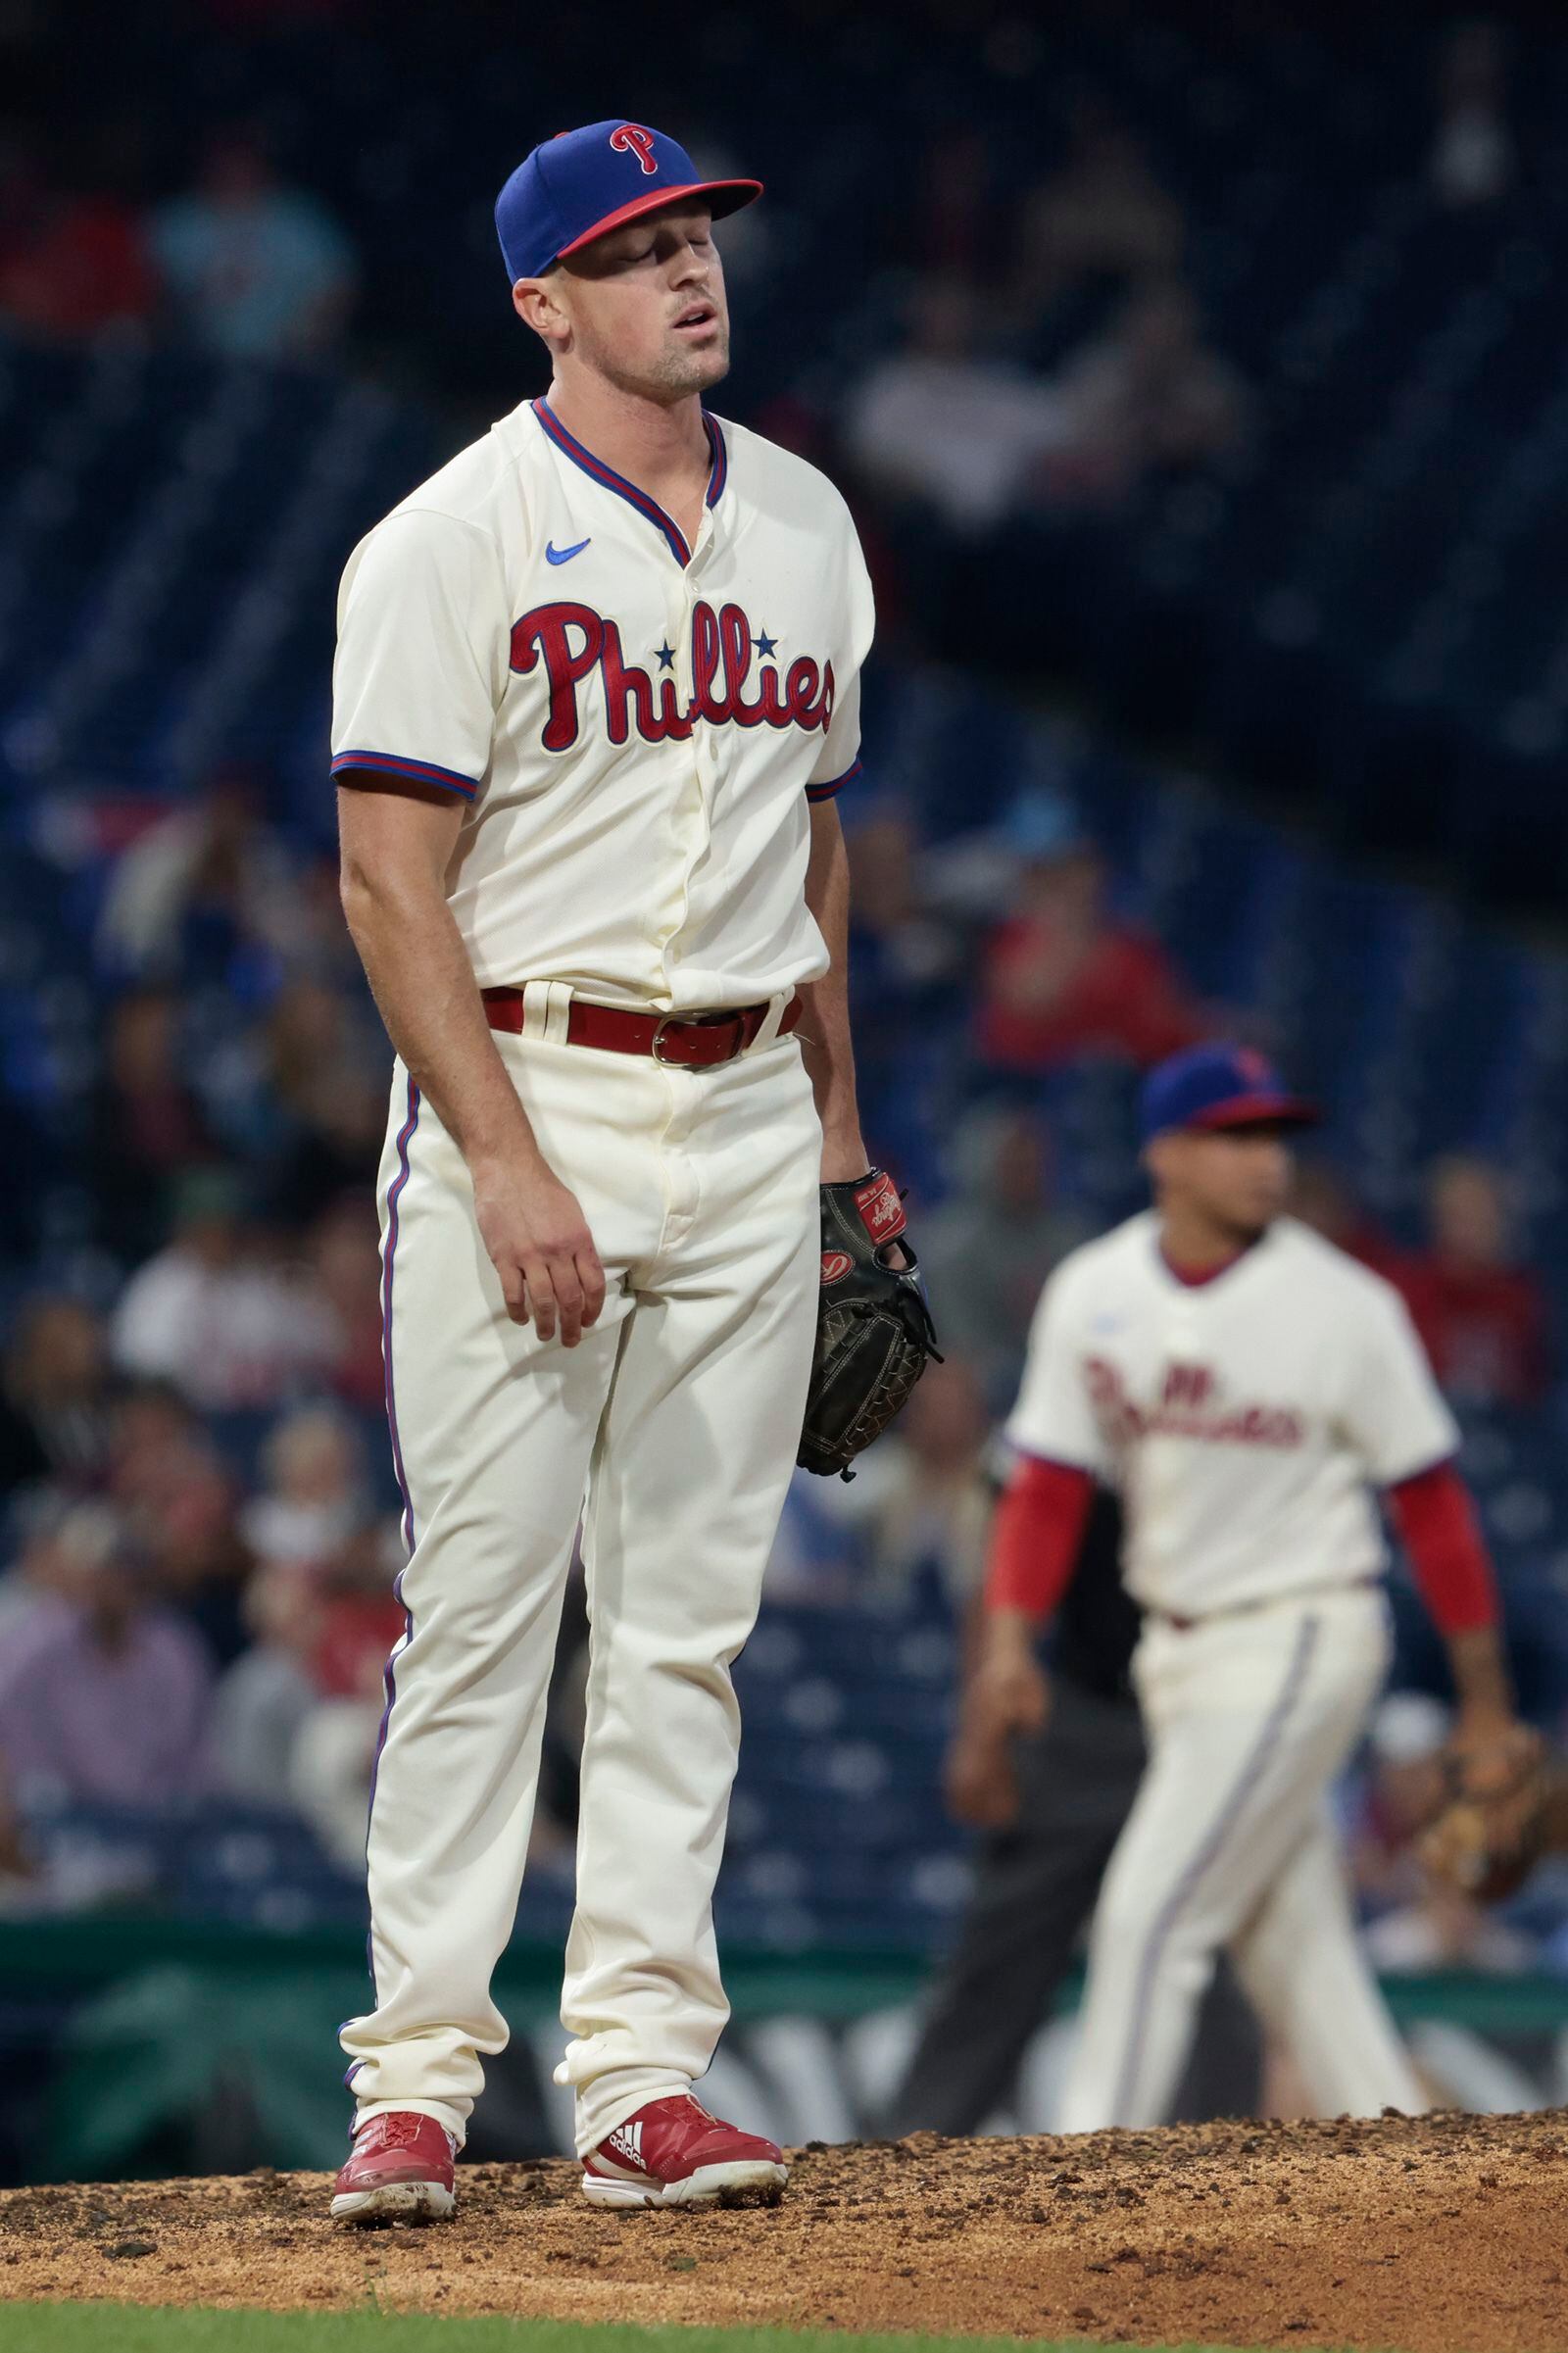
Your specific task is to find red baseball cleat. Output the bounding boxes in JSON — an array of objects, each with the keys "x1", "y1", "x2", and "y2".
[
  {"x1": 330, "y1": 2110, "x2": 458, "y2": 2223},
  {"x1": 582, "y1": 2092, "x2": 788, "y2": 2207}
]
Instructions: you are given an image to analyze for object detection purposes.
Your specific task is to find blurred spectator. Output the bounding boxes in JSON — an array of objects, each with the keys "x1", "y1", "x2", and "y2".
[
  {"x1": 110, "y1": 1169, "x2": 332, "y2": 1413},
  {"x1": 107, "y1": 1379, "x2": 256, "y2": 1665},
  {"x1": 1040, "y1": 278, "x2": 1248, "y2": 504},
  {"x1": 920, "y1": 1111, "x2": 1091, "y2": 1410},
  {"x1": 209, "y1": 1560, "x2": 325, "y2": 1805},
  {"x1": 308, "y1": 1197, "x2": 387, "y2": 1412},
  {"x1": 785, "y1": 1356, "x2": 994, "y2": 1614},
  {"x1": 105, "y1": 1379, "x2": 207, "y2": 1512},
  {"x1": 1289, "y1": 1157, "x2": 1404, "y2": 1283},
  {"x1": 0, "y1": 1297, "x2": 113, "y2": 1504},
  {"x1": 1431, "y1": 21, "x2": 1514, "y2": 210},
  {"x1": 976, "y1": 793, "x2": 1205, "y2": 1073},
  {"x1": 854, "y1": 1355, "x2": 994, "y2": 1612},
  {"x1": 1396, "y1": 1155, "x2": 1550, "y2": 1407},
  {"x1": 149, "y1": 129, "x2": 357, "y2": 360},
  {"x1": 312, "y1": 1518, "x2": 405, "y2": 1700},
  {"x1": 240, "y1": 1402, "x2": 368, "y2": 1572},
  {"x1": 0, "y1": 1496, "x2": 79, "y2": 1642},
  {"x1": 287, "y1": 1517, "x2": 423, "y2": 1872},
  {"x1": 96, "y1": 771, "x2": 301, "y2": 987},
  {"x1": 84, "y1": 990, "x2": 220, "y2": 1265},
  {"x1": 288, "y1": 1654, "x2": 382, "y2": 1872},
  {"x1": 1009, "y1": 95, "x2": 1184, "y2": 313},
  {"x1": 846, "y1": 805, "x2": 963, "y2": 1013},
  {"x1": 763, "y1": 1471, "x2": 874, "y2": 1606},
  {"x1": 0, "y1": 1502, "x2": 212, "y2": 1809},
  {"x1": 844, "y1": 276, "x2": 1073, "y2": 531},
  {"x1": 0, "y1": 130, "x2": 155, "y2": 342},
  {"x1": 842, "y1": 802, "x2": 962, "y2": 1180},
  {"x1": 250, "y1": 979, "x2": 387, "y2": 1228}
]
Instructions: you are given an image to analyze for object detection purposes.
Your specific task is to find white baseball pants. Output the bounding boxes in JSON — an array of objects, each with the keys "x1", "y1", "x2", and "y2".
[
  {"x1": 1058, "y1": 1584, "x2": 1424, "y2": 2132},
  {"x1": 339, "y1": 1018, "x2": 821, "y2": 2155}
]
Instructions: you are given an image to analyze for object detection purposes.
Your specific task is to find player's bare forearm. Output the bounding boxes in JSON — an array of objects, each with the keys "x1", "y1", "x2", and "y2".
[
  {"x1": 338, "y1": 781, "x2": 538, "y2": 1165},
  {"x1": 336, "y1": 779, "x2": 605, "y2": 1345},
  {"x1": 1444, "y1": 1625, "x2": 1516, "y2": 1734},
  {"x1": 798, "y1": 797, "x2": 869, "y2": 1181}
]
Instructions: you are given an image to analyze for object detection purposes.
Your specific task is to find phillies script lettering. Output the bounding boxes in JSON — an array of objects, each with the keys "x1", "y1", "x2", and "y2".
[
  {"x1": 1084, "y1": 1355, "x2": 1304, "y2": 1449},
  {"x1": 510, "y1": 601, "x2": 834, "y2": 754}
]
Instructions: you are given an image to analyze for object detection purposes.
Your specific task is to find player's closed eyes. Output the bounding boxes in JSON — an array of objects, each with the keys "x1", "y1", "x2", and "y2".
[{"x1": 621, "y1": 231, "x2": 713, "y2": 269}]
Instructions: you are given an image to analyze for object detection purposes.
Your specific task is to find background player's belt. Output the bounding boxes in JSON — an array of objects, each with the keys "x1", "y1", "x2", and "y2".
[
  {"x1": 482, "y1": 988, "x2": 802, "y2": 1067},
  {"x1": 1157, "y1": 1572, "x2": 1379, "y2": 1634}
]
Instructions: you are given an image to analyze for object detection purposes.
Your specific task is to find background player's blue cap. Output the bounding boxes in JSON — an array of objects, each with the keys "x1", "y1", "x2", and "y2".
[
  {"x1": 1139, "y1": 1043, "x2": 1318, "y2": 1146},
  {"x1": 495, "y1": 121, "x2": 762, "y2": 284}
]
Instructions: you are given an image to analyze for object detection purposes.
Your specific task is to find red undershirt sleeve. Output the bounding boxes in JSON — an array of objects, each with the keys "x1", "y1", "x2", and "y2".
[
  {"x1": 1386, "y1": 1459, "x2": 1500, "y2": 1637},
  {"x1": 984, "y1": 1455, "x2": 1096, "y2": 1619}
]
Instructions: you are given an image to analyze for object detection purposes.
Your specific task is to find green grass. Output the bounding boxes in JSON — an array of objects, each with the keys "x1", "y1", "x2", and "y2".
[{"x1": 0, "y1": 2310, "x2": 1317, "y2": 2353}]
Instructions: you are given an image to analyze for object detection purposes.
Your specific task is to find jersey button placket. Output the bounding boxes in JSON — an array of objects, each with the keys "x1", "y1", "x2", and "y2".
[
  {"x1": 651, "y1": 571, "x2": 708, "y2": 1002},
  {"x1": 1148, "y1": 1294, "x2": 1199, "y2": 1593}
]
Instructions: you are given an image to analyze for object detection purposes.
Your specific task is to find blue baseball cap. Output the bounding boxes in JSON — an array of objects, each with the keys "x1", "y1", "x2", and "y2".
[
  {"x1": 495, "y1": 121, "x2": 762, "y2": 284},
  {"x1": 1139, "y1": 1044, "x2": 1318, "y2": 1146}
]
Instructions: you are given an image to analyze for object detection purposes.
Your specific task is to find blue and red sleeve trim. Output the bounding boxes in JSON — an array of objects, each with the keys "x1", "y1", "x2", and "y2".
[
  {"x1": 331, "y1": 750, "x2": 478, "y2": 800},
  {"x1": 806, "y1": 757, "x2": 861, "y2": 805}
]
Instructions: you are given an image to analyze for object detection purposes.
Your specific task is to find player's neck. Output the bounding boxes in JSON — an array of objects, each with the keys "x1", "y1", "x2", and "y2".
[
  {"x1": 1155, "y1": 1203, "x2": 1265, "y2": 1282},
  {"x1": 545, "y1": 371, "x2": 711, "y2": 520}
]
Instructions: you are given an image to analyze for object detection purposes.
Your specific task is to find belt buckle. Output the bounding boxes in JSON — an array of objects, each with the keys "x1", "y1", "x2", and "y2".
[
  {"x1": 651, "y1": 1015, "x2": 689, "y2": 1067},
  {"x1": 651, "y1": 1011, "x2": 745, "y2": 1067}
]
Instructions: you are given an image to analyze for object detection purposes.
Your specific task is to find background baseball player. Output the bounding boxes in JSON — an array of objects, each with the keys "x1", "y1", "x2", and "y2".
[
  {"x1": 890, "y1": 1484, "x2": 1262, "y2": 2135},
  {"x1": 325, "y1": 120, "x2": 912, "y2": 2220},
  {"x1": 967, "y1": 1042, "x2": 1522, "y2": 2132}
]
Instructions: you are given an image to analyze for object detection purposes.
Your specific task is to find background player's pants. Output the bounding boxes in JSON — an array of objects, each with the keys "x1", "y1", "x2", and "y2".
[
  {"x1": 1058, "y1": 1585, "x2": 1423, "y2": 2132},
  {"x1": 890, "y1": 1677, "x2": 1261, "y2": 2135},
  {"x1": 339, "y1": 1022, "x2": 820, "y2": 2156}
]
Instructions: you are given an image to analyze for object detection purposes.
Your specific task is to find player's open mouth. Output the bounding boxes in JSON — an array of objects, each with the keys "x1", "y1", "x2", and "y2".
[{"x1": 672, "y1": 303, "x2": 718, "y2": 335}]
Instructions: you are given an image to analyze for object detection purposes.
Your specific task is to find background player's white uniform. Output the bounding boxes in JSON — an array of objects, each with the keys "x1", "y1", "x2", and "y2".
[
  {"x1": 330, "y1": 395, "x2": 872, "y2": 2156},
  {"x1": 1007, "y1": 1209, "x2": 1454, "y2": 2129}
]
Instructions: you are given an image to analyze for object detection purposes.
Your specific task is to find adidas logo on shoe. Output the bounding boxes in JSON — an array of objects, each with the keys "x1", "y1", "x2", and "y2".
[{"x1": 582, "y1": 2092, "x2": 787, "y2": 2209}]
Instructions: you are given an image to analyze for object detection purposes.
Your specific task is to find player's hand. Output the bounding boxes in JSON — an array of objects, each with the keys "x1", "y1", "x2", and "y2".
[
  {"x1": 967, "y1": 1642, "x2": 1052, "y2": 1751},
  {"x1": 945, "y1": 1724, "x2": 1021, "y2": 1830},
  {"x1": 471, "y1": 1153, "x2": 607, "y2": 1348},
  {"x1": 946, "y1": 1638, "x2": 1051, "y2": 1829}
]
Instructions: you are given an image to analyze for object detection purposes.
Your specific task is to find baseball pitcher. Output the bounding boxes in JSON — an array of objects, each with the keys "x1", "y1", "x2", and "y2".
[
  {"x1": 967, "y1": 1043, "x2": 1521, "y2": 2131},
  {"x1": 327, "y1": 122, "x2": 932, "y2": 2223}
]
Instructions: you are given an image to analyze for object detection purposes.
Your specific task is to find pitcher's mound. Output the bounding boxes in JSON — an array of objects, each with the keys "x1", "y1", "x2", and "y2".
[{"x1": 3, "y1": 2107, "x2": 1565, "y2": 2350}]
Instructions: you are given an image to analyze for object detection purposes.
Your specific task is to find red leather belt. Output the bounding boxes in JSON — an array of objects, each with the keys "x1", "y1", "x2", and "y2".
[{"x1": 482, "y1": 988, "x2": 802, "y2": 1069}]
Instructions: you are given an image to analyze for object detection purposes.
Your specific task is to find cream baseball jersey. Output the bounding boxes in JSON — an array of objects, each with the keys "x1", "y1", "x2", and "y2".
[
  {"x1": 331, "y1": 397, "x2": 873, "y2": 1009},
  {"x1": 1006, "y1": 1211, "x2": 1457, "y2": 1616}
]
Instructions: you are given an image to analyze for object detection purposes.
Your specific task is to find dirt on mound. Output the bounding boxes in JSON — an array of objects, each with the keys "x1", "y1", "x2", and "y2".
[{"x1": 2, "y1": 2107, "x2": 1566, "y2": 2350}]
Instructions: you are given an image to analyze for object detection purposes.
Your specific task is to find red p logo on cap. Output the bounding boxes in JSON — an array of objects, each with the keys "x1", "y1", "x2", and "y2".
[{"x1": 610, "y1": 124, "x2": 659, "y2": 175}]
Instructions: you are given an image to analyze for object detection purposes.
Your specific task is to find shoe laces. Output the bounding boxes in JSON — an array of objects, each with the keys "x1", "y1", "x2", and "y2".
[{"x1": 368, "y1": 2112, "x2": 430, "y2": 2151}]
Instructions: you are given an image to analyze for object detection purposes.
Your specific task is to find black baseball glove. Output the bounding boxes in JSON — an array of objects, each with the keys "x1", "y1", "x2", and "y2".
[{"x1": 797, "y1": 1168, "x2": 941, "y2": 1481}]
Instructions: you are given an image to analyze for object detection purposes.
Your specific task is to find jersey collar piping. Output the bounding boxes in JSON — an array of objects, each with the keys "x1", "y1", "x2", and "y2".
[{"x1": 530, "y1": 397, "x2": 726, "y2": 566}]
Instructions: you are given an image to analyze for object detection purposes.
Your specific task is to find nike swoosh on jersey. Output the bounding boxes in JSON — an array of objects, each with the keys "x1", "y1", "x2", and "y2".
[{"x1": 545, "y1": 537, "x2": 591, "y2": 565}]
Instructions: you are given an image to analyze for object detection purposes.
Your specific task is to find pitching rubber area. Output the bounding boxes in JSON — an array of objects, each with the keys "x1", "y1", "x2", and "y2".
[{"x1": 4, "y1": 2108, "x2": 1567, "y2": 2351}]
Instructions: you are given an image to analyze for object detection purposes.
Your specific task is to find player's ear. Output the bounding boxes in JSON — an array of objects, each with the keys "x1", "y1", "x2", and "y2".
[{"x1": 512, "y1": 273, "x2": 568, "y2": 350}]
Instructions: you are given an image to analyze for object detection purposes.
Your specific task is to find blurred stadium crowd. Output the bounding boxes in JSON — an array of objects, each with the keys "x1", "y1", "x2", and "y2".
[{"x1": 4, "y1": 0, "x2": 1568, "y2": 2066}]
